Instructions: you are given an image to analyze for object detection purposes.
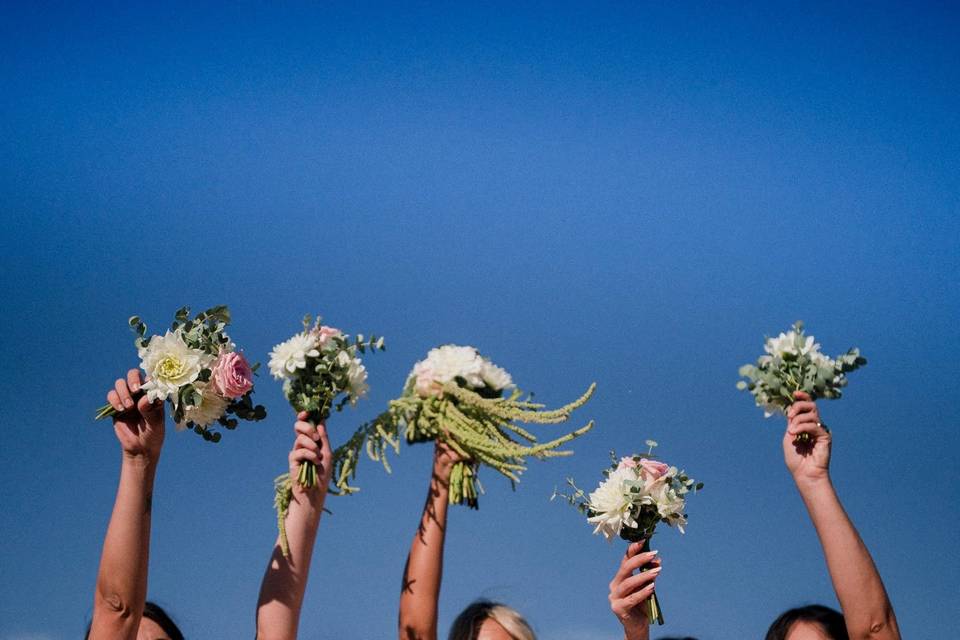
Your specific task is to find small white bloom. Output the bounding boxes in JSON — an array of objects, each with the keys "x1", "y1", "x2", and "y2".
[
  {"x1": 480, "y1": 360, "x2": 514, "y2": 391},
  {"x1": 176, "y1": 383, "x2": 229, "y2": 430},
  {"x1": 269, "y1": 333, "x2": 320, "y2": 380},
  {"x1": 138, "y1": 330, "x2": 212, "y2": 405},
  {"x1": 764, "y1": 331, "x2": 821, "y2": 359},
  {"x1": 346, "y1": 357, "x2": 369, "y2": 403}
]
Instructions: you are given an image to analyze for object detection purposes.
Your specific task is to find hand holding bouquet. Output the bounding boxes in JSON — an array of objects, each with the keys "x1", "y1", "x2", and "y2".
[
  {"x1": 268, "y1": 315, "x2": 385, "y2": 488},
  {"x1": 334, "y1": 344, "x2": 595, "y2": 507},
  {"x1": 555, "y1": 441, "x2": 702, "y2": 625},
  {"x1": 737, "y1": 321, "x2": 866, "y2": 443},
  {"x1": 94, "y1": 306, "x2": 267, "y2": 441}
]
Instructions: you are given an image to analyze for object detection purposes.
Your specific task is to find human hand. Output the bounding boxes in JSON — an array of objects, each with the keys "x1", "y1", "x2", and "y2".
[
  {"x1": 289, "y1": 411, "x2": 332, "y2": 500},
  {"x1": 105, "y1": 369, "x2": 164, "y2": 463},
  {"x1": 609, "y1": 541, "x2": 661, "y2": 639},
  {"x1": 783, "y1": 391, "x2": 832, "y2": 487}
]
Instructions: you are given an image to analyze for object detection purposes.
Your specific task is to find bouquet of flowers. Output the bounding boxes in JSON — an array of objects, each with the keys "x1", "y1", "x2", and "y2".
[
  {"x1": 332, "y1": 344, "x2": 596, "y2": 508},
  {"x1": 737, "y1": 321, "x2": 867, "y2": 443},
  {"x1": 269, "y1": 315, "x2": 385, "y2": 556},
  {"x1": 554, "y1": 441, "x2": 703, "y2": 625},
  {"x1": 94, "y1": 306, "x2": 267, "y2": 441}
]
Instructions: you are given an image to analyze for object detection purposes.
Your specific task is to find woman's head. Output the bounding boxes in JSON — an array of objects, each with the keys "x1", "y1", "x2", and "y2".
[
  {"x1": 765, "y1": 605, "x2": 848, "y2": 640},
  {"x1": 448, "y1": 600, "x2": 536, "y2": 640},
  {"x1": 85, "y1": 601, "x2": 184, "y2": 640}
]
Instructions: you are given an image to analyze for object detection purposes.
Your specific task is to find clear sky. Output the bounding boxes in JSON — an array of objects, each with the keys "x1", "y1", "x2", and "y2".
[{"x1": 1, "y1": 2, "x2": 958, "y2": 639}]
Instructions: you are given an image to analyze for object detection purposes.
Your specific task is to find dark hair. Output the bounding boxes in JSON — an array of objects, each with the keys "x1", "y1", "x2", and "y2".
[
  {"x1": 766, "y1": 604, "x2": 848, "y2": 640},
  {"x1": 85, "y1": 600, "x2": 184, "y2": 640}
]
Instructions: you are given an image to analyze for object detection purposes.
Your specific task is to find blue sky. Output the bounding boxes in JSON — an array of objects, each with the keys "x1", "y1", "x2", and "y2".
[{"x1": 1, "y1": 2, "x2": 958, "y2": 638}]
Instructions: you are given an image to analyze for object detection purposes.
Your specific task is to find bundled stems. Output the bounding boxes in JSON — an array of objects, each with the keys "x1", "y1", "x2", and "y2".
[{"x1": 641, "y1": 538, "x2": 664, "y2": 625}]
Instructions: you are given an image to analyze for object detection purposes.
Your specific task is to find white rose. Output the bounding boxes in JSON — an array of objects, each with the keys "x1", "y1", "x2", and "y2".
[
  {"x1": 269, "y1": 333, "x2": 320, "y2": 380},
  {"x1": 138, "y1": 330, "x2": 212, "y2": 405}
]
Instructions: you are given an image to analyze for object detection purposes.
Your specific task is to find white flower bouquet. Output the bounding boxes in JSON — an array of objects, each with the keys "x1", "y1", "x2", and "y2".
[
  {"x1": 269, "y1": 315, "x2": 384, "y2": 556},
  {"x1": 332, "y1": 344, "x2": 596, "y2": 508},
  {"x1": 270, "y1": 315, "x2": 385, "y2": 488},
  {"x1": 94, "y1": 306, "x2": 267, "y2": 441},
  {"x1": 555, "y1": 441, "x2": 703, "y2": 625},
  {"x1": 737, "y1": 321, "x2": 866, "y2": 442}
]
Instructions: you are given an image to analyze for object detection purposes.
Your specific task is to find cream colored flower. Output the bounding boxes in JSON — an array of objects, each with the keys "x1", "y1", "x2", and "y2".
[
  {"x1": 138, "y1": 330, "x2": 212, "y2": 405},
  {"x1": 176, "y1": 382, "x2": 229, "y2": 430}
]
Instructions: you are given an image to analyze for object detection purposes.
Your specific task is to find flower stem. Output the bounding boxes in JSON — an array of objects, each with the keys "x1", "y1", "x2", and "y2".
[{"x1": 641, "y1": 539, "x2": 665, "y2": 625}]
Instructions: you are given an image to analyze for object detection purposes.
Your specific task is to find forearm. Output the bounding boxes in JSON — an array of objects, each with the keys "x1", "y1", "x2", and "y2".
[
  {"x1": 797, "y1": 478, "x2": 899, "y2": 639},
  {"x1": 90, "y1": 455, "x2": 157, "y2": 640},
  {"x1": 398, "y1": 467, "x2": 451, "y2": 640},
  {"x1": 256, "y1": 490, "x2": 324, "y2": 640},
  {"x1": 622, "y1": 620, "x2": 649, "y2": 640}
]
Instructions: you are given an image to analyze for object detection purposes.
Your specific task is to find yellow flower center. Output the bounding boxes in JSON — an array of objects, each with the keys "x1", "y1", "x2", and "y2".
[{"x1": 157, "y1": 355, "x2": 186, "y2": 381}]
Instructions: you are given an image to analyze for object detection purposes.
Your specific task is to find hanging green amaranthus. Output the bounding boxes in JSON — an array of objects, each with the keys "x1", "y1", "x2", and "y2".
[{"x1": 331, "y1": 345, "x2": 596, "y2": 507}]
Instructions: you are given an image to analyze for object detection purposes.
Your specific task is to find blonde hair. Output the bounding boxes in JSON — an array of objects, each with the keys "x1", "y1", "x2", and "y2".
[{"x1": 448, "y1": 600, "x2": 536, "y2": 640}]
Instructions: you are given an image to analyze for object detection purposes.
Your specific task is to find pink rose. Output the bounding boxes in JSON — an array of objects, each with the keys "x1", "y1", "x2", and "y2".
[
  {"x1": 315, "y1": 325, "x2": 342, "y2": 347},
  {"x1": 638, "y1": 458, "x2": 670, "y2": 479},
  {"x1": 617, "y1": 456, "x2": 639, "y2": 471},
  {"x1": 212, "y1": 351, "x2": 254, "y2": 399}
]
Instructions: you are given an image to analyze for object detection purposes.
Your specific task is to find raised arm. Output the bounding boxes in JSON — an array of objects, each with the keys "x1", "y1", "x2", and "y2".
[
  {"x1": 784, "y1": 391, "x2": 900, "y2": 640},
  {"x1": 89, "y1": 369, "x2": 165, "y2": 640},
  {"x1": 608, "y1": 541, "x2": 660, "y2": 640},
  {"x1": 398, "y1": 442, "x2": 462, "y2": 640},
  {"x1": 256, "y1": 411, "x2": 332, "y2": 640}
]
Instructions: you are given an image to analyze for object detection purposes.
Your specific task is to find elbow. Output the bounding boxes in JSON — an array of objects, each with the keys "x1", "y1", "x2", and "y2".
[
  {"x1": 94, "y1": 587, "x2": 135, "y2": 618},
  {"x1": 851, "y1": 612, "x2": 899, "y2": 640}
]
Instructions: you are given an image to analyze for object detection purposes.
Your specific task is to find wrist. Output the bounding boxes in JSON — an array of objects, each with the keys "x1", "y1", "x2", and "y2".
[
  {"x1": 121, "y1": 451, "x2": 160, "y2": 472},
  {"x1": 793, "y1": 473, "x2": 833, "y2": 494},
  {"x1": 621, "y1": 616, "x2": 649, "y2": 640}
]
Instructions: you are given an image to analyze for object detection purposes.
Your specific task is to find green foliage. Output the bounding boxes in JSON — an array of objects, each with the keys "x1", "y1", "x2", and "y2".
[
  {"x1": 737, "y1": 321, "x2": 867, "y2": 420},
  {"x1": 332, "y1": 381, "x2": 596, "y2": 507},
  {"x1": 94, "y1": 305, "x2": 267, "y2": 442}
]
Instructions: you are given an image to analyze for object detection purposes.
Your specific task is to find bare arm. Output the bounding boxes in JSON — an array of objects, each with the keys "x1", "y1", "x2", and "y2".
[
  {"x1": 256, "y1": 412, "x2": 332, "y2": 640},
  {"x1": 397, "y1": 443, "x2": 461, "y2": 640},
  {"x1": 785, "y1": 391, "x2": 900, "y2": 640},
  {"x1": 89, "y1": 370, "x2": 165, "y2": 640}
]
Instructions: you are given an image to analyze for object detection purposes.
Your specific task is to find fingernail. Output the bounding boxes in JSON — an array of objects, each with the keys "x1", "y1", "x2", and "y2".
[
  {"x1": 649, "y1": 549, "x2": 658, "y2": 556},
  {"x1": 650, "y1": 566, "x2": 662, "y2": 573},
  {"x1": 124, "y1": 399, "x2": 134, "y2": 408}
]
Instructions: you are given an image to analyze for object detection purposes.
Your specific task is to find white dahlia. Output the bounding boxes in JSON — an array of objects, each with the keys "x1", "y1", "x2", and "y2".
[
  {"x1": 138, "y1": 330, "x2": 212, "y2": 405},
  {"x1": 176, "y1": 383, "x2": 229, "y2": 430},
  {"x1": 586, "y1": 467, "x2": 639, "y2": 540},
  {"x1": 269, "y1": 333, "x2": 320, "y2": 380}
]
